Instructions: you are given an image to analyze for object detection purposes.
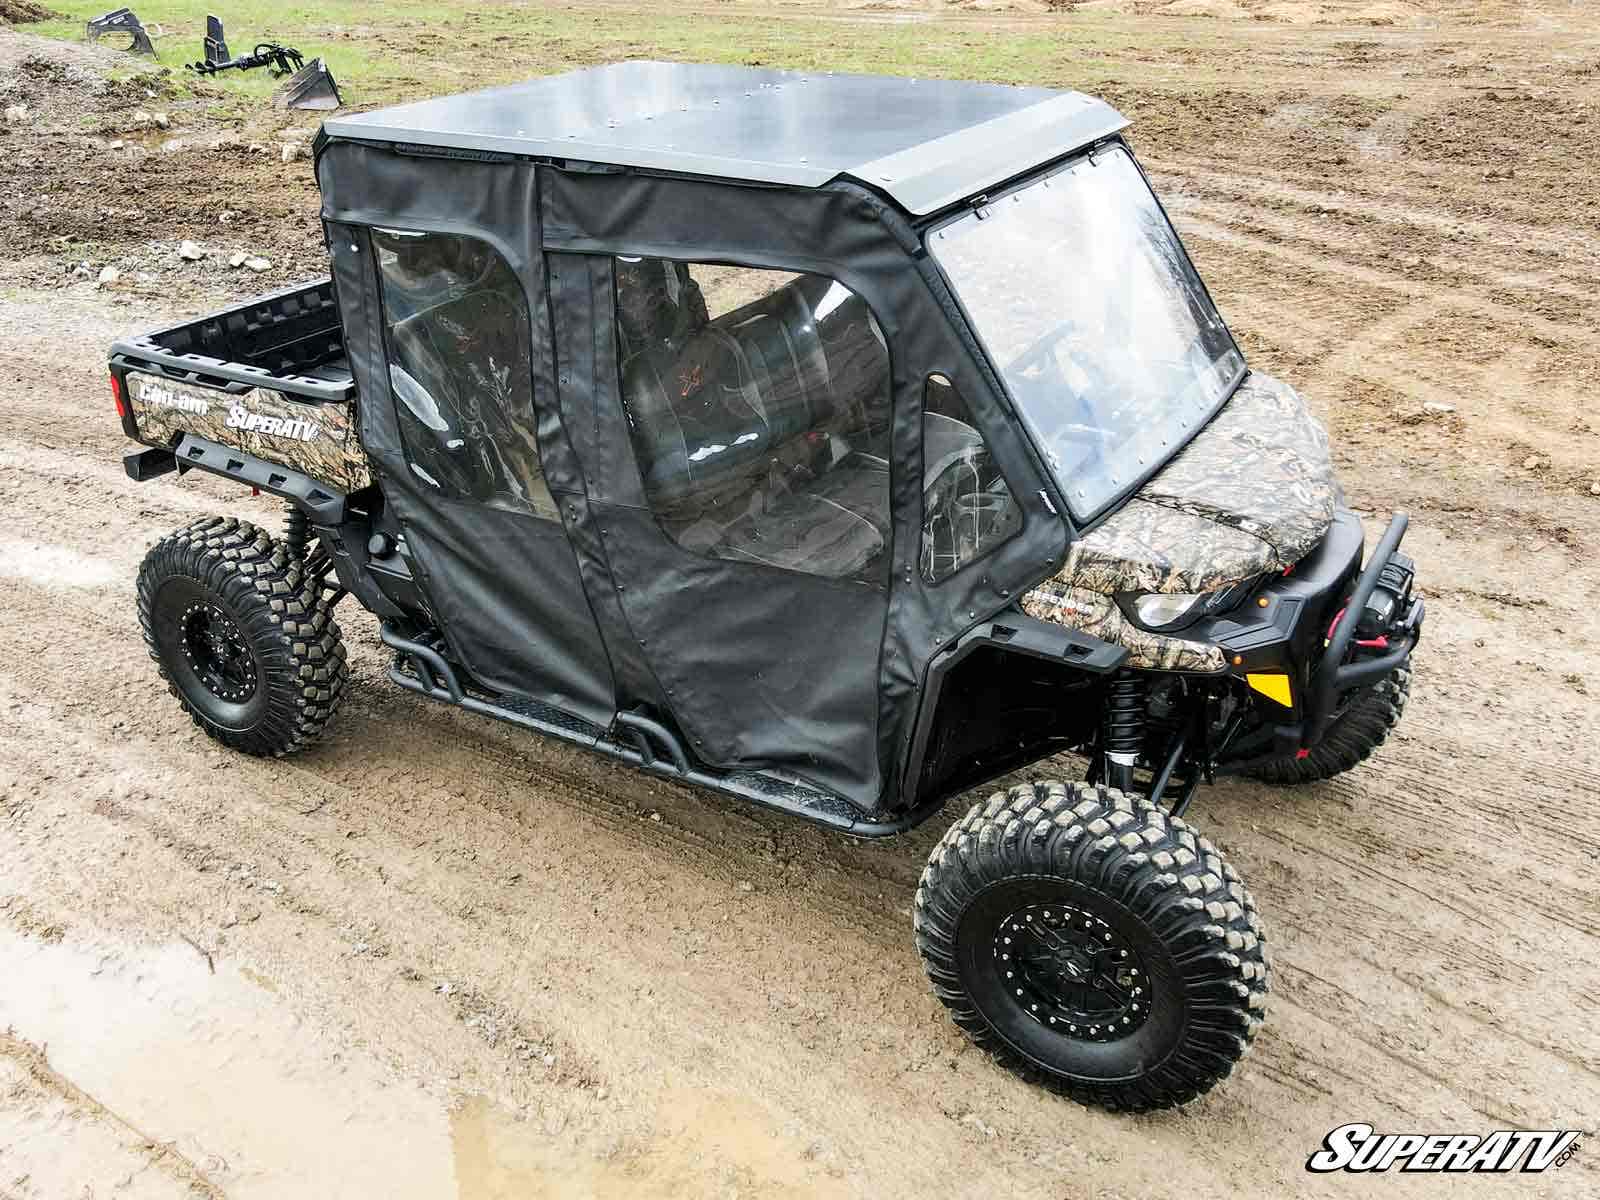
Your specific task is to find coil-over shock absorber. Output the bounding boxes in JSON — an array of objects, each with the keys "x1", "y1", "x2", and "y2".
[
  {"x1": 1103, "y1": 671, "x2": 1146, "y2": 794},
  {"x1": 282, "y1": 503, "x2": 310, "y2": 562}
]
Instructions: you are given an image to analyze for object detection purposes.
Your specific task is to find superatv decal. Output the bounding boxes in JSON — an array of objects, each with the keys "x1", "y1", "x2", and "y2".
[
  {"x1": 1021, "y1": 372, "x2": 1336, "y2": 668},
  {"x1": 127, "y1": 373, "x2": 371, "y2": 492},
  {"x1": 226, "y1": 404, "x2": 321, "y2": 442}
]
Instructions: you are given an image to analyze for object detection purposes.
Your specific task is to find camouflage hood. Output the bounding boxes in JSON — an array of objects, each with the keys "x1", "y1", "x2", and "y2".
[{"x1": 1043, "y1": 370, "x2": 1338, "y2": 597}]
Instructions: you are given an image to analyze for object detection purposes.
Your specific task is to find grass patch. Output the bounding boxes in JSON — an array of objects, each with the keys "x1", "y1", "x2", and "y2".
[{"x1": 23, "y1": 0, "x2": 1210, "y2": 112}]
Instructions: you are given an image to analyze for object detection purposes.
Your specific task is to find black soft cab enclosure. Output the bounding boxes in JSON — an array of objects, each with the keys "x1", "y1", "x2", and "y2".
[
  {"x1": 299, "y1": 62, "x2": 1109, "y2": 817},
  {"x1": 110, "y1": 61, "x2": 1426, "y2": 1113}
]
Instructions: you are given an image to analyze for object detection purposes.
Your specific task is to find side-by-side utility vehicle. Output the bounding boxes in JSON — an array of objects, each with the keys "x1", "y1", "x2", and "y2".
[{"x1": 109, "y1": 63, "x2": 1422, "y2": 1110}]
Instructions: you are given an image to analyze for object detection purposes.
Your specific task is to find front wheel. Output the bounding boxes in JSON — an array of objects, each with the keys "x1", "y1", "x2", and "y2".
[{"x1": 914, "y1": 781, "x2": 1268, "y2": 1111}]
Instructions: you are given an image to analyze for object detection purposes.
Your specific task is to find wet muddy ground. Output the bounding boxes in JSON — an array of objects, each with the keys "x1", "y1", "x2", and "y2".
[{"x1": 1, "y1": 3, "x2": 1598, "y2": 1197}]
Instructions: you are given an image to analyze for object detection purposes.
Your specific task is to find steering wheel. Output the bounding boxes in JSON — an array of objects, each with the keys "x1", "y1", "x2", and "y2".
[{"x1": 1002, "y1": 324, "x2": 1118, "y2": 447}]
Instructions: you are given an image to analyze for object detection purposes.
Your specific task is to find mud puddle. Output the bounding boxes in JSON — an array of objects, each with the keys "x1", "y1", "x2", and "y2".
[{"x1": 0, "y1": 928, "x2": 840, "y2": 1198}]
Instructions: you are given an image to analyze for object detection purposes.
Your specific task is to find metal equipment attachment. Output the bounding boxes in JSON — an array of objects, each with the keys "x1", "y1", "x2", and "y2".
[
  {"x1": 202, "y1": 13, "x2": 229, "y2": 65},
  {"x1": 189, "y1": 41, "x2": 306, "y2": 78},
  {"x1": 186, "y1": 20, "x2": 343, "y2": 111},
  {"x1": 274, "y1": 59, "x2": 342, "y2": 111},
  {"x1": 86, "y1": 8, "x2": 155, "y2": 55}
]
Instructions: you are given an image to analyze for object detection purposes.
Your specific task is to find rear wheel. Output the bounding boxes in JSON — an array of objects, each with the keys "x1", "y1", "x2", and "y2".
[
  {"x1": 1247, "y1": 667, "x2": 1410, "y2": 785},
  {"x1": 137, "y1": 516, "x2": 346, "y2": 756},
  {"x1": 915, "y1": 781, "x2": 1268, "y2": 1111}
]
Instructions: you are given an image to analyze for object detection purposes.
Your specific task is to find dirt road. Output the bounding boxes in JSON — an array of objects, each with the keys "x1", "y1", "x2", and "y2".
[{"x1": 1, "y1": 4, "x2": 1597, "y2": 1197}]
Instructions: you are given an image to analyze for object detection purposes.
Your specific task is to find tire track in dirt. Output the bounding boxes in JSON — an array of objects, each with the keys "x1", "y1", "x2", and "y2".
[
  {"x1": 11, "y1": 543, "x2": 1595, "y2": 1193},
  {"x1": 6, "y1": 427, "x2": 1599, "y2": 1169},
  {"x1": 0, "y1": 658, "x2": 1223, "y2": 1199}
]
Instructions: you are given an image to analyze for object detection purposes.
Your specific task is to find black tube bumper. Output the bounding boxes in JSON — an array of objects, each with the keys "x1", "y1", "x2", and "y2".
[
  {"x1": 1304, "y1": 513, "x2": 1422, "y2": 744},
  {"x1": 1196, "y1": 509, "x2": 1422, "y2": 761}
]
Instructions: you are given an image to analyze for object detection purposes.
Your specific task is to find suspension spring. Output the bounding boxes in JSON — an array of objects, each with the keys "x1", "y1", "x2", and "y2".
[
  {"x1": 282, "y1": 504, "x2": 310, "y2": 562},
  {"x1": 1102, "y1": 671, "x2": 1147, "y2": 793}
]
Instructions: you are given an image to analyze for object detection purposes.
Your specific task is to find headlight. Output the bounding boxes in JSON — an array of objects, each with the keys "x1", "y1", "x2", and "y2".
[
  {"x1": 1129, "y1": 592, "x2": 1207, "y2": 630},
  {"x1": 1122, "y1": 577, "x2": 1263, "y2": 632}
]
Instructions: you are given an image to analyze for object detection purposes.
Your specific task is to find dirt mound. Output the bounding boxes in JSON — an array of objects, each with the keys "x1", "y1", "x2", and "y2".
[
  {"x1": 0, "y1": 31, "x2": 324, "y2": 293},
  {"x1": 0, "y1": 1, "x2": 59, "y2": 23},
  {"x1": 1162, "y1": 0, "x2": 1250, "y2": 16}
]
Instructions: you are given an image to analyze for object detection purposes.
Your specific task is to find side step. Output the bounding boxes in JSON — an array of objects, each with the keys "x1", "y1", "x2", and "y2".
[{"x1": 380, "y1": 624, "x2": 942, "y2": 838}]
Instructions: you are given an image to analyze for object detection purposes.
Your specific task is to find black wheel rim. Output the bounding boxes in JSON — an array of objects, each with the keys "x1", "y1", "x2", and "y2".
[
  {"x1": 994, "y1": 902, "x2": 1149, "y2": 1042},
  {"x1": 151, "y1": 576, "x2": 268, "y2": 733},
  {"x1": 957, "y1": 877, "x2": 1185, "y2": 1084},
  {"x1": 179, "y1": 601, "x2": 258, "y2": 702}
]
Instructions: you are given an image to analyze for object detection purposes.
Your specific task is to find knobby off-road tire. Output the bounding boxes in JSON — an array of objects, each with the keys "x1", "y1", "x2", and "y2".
[
  {"x1": 136, "y1": 516, "x2": 347, "y2": 756},
  {"x1": 915, "y1": 781, "x2": 1268, "y2": 1111},
  {"x1": 1247, "y1": 666, "x2": 1411, "y2": 785}
]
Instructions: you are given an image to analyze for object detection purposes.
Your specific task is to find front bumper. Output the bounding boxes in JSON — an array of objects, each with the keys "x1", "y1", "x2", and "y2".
[{"x1": 1191, "y1": 509, "x2": 1423, "y2": 760}]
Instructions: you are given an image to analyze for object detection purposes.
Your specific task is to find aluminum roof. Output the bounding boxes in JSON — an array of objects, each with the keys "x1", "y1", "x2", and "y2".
[{"x1": 321, "y1": 61, "x2": 1129, "y2": 216}]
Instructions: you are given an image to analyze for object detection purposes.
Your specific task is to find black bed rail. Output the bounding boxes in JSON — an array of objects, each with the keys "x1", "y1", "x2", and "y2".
[{"x1": 109, "y1": 278, "x2": 353, "y2": 405}]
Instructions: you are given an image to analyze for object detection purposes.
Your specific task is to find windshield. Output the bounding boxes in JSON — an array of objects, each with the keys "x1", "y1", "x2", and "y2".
[{"x1": 931, "y1": 143, "x2": 1244, "y2": 522}]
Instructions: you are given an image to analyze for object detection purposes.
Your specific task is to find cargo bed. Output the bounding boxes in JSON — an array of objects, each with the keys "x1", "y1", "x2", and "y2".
[
  {"x1": 109, "y1": 279, "x2": 369, "y2": 504},
  {"x1": 110, "y1": 278, "x2": 353, "y2": 402}
]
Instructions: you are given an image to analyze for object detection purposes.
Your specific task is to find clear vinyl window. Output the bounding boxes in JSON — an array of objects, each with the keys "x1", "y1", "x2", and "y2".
[
  {"x1": 613, "y1": 258, "x2": 892, "y2": 585},
  {"x1": 373, "y1": 228, "x2": 556, "y2": 519},
  {"x1": 931, "y1": 145, "x2": 1245, "y2": 522},
  {"x1": 920, "y1": 375, "x2": 1021, "y2": 583}
]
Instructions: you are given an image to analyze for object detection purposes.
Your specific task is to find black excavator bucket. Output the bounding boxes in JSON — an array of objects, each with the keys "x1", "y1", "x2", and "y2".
[
  {"x1": 203, "y1": 14, "x2": 230, "y2": 66},
  {"x1": 86, "y1": 7, "x2": 155, "y2": 55},
  {"x1": 275, "y1": 58, "x2": 343, "y2": 111}
]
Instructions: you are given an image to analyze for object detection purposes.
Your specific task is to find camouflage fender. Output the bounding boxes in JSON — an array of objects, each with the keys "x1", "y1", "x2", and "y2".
[
  {"x1": 1020, "y1": 371, "x2": 1336, "y2": 670},
  {"x1": 126, "y1": 372, "x2": 371, "y2": 494},
  {"x1": 1020, "y1": 583, "x2": 1226, "y2": 673}
]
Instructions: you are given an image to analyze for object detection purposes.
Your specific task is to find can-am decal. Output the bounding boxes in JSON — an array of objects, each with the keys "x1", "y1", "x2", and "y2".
[
  {"x1": 135, "y1": 378, "x2": 210, "y2": 416},
  {"x1": 226, "y1": 404, "x2": 322, "y2": 442},
  {"x1": 1306, "y1": 1123, "x2": 1581, "y2": 1174}
]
